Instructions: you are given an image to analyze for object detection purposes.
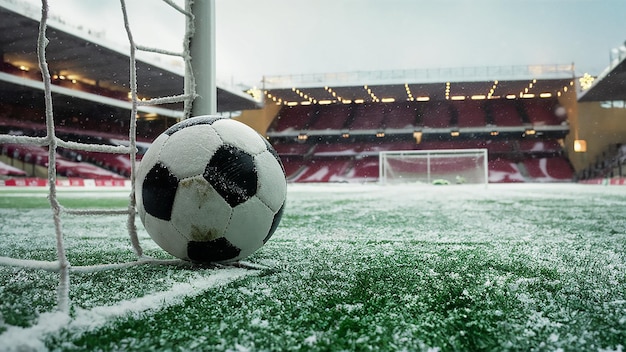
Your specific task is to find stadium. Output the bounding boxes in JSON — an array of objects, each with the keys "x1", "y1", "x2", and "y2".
[{"x1": 0, "y1": 0, "x2": 625, "y2": 351}]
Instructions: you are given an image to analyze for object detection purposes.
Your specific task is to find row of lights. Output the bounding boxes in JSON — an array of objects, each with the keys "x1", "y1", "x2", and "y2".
[
  {"x1": 297, "y1": 127, "x2": 539, "y2": 144},
  {"x1": 13, "y1": 62, "x2": 155, "y2": 102},
  {"x1": 52, "y1": 74, "x2": 78, "y2": 84},
  {"x1": 267, "y1": 78, "x2": 574, "y2": 106},
  {"x1": 404, "y1": 83, "x2": 431, "y2": 102},
  {"x1": 487, "y1": 80, "x2": 499, "y2": 99},
  {"x1": 364, "y1": 85, "x2": 379, "y2": 103},
  {"x1": 325, "y1": 86, "x2": 342, "y2": 102},
  {"x1": 17, "y1": 62, "x2": 82, "y2": 85}
]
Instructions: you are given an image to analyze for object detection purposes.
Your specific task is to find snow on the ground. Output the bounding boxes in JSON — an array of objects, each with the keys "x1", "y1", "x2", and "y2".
[
  {"x1": 0, "y1": 267, "x2": 260, "y2": 352},
  {"x1": 1, "y1": 182, "x2": 625, "y2": 350}
]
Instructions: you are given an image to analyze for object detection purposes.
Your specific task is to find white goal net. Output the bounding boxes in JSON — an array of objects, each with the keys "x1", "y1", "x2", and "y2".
[
  {"x1": 0, "y1": 0, "x2": 202, "y2": 313},
  {"x1": 379, "y1": 149, "x2": 489, "y2": 186}
]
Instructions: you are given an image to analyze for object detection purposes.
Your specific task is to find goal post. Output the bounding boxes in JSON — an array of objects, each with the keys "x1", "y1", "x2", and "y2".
[{"x1": 379, "y1": 149, "x2": 489, "y2": 186}]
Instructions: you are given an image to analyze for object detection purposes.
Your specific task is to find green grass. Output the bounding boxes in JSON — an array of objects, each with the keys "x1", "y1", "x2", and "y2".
[
  {"x1": 0, "y1": 189, "x2": 130, "y2": 209},
  {"x1": 1, "y1": 184, "x2": 625, "y2": 351}
]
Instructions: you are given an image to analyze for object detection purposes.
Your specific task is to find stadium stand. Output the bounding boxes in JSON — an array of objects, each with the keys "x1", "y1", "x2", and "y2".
[
  {"x1": 289, "y1": 158, "x2": 352, "y2": 183},
  {"x1": 421, "y1": 102, "x2": 453, "y2": 128},
  {"x1": 348, "y1": 157, "x2": 380, "y2": 181},
  {"x1": 266, "y1": 94, "x2": 574, "y2": 183},
  {"x1": 381, "y1": 103, "x2": 416, "y2": 129},
  {"x1": 348, "y1": 103, "x2": 388, "y2": 130},
  {"x1": 525, "y1": 100, "x2": 564, "y2": 125},
  {"x1": 0, "y1": 143, "x2": 125, "y2": 179},
  {"x1": 0, "y1": 111, "x2": 144, "y2": 178},
  {"x1": 0, "y1": 160, "x2": 27, "y2": 178},
  {"x1": 575, "y1": 143, "x2": 626, "y2": 181},
  {"x1": 488, "y1": 158, "x2": 525, "y2": 183},
  {"x1": 272, "y1": 106, "x2": 315, "y2": 132},
  {"x1": 456, "y1": 100, "x2": 487, "y2": 127},
  {"x1": 0, "y1": 2, "x2": 584, "y2": 185},
  {"x1": 523, "y1": 157, "x2": 575, "y2": 181},
  {"x1": 487, "y1": 100, "x2": 523, "y2": 126},
  {"x1": 308, "y1": 104, "x2": 351, "y2": 131},
  {"x1": 0, "y1": 3, "x2": 260, "y2": 185}
]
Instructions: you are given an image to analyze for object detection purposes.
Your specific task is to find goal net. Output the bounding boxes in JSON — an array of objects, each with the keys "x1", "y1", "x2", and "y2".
[
  {"x1": 379, "y1": 149, "x2": 488, "y2": 185},
  {"x1": 0, "y1": 0, "x2": 204, "y2": 314}
]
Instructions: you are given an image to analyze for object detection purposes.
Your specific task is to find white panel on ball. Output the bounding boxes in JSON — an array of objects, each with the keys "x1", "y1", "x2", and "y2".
[
  {"x1": 143, "y1": 215, "x2": 189, "y2": 260},
  {"x1": 160, "y1": 125, "x2": 221, "y2": 180},
  {"x1": 255, "y1": 151, "x2": 287, "y2": 212},
  {"x1": 225, "y1": 197, "x2": 275, "y2": 259},
  {"x1": 212, "y1": 119, "x2": 268, "y2": 155},
  {"x1": 170, "y1": 175, "x2": 233, "y2": 242},
  {"x1": 135, "y1": 133, "x2": 169, "y2": 182}
]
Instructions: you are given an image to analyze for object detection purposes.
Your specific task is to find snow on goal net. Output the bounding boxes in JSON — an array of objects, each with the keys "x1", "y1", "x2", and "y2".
[
  {"x1": 379, "y1": 149, "x2": 489, "y2": 186},
  {"x1": 0, "y1": 0, "x2": 201, "y2": 313}
]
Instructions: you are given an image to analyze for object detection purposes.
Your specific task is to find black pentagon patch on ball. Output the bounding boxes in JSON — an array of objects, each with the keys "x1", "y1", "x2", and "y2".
[
  {"x1": 142, "y1": 162, "x2": 179, "y2": 221},
  {"x1": 263, "y1": 202, "x2": 285, "y2": 244},
  {"x1": 204, "y1": 144, "x2": 258, "y2": 207},
  {"x1": 164, "y1": 116, "x2": 226, "y2": 136},
  {"x1": 187, "y1": 237, "x2": 241, "y2": 263}
]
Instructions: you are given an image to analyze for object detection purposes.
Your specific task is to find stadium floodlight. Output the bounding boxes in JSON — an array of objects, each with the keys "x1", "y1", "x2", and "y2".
[
  {"x1": 413, "y1": 130, "x2": 423, "y2": 144},
  {"x1": 379, "y1": 148, "x2": 488, "y2": 186},
  {"x1": 525, "y1": 128, "x2": 537, "y2": 136}
]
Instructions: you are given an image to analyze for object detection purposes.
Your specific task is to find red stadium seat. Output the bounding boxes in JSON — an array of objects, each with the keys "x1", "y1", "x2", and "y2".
[
  {"x1": 348, "y1": 104, "x2": 387, "y2": 130},
  {"x1": 272, "y1": 106, "x2": 315, "y2": 132},
  {"x1": 488, "y1": 158, "x2": 525, "y2": 183},
  {"x1": 383, "y1": 103, "x2": 417, "y2": 129},
  {"x1": 456, "y1": 100, "x2": 486, "y2": 127},
  {"x1": 489, "y1": 100, "x2": 522, "y2": 126},
  {"x1": 348, "y1": 157, "x2": 379, "y2": 181},
  {"x1": 308, "y1": 104, "x2": 351, "y2": 130},
  {"x1": 524, "y1": 100, "x2": 563, "y2": 125},
  {"x1": 421, "y1": 102, "x2": 451, "y2": 128},
  {"x1": 523, "y1": 157, "x2": 573, "y2": 181},
  {"x1": 290, "y1": 158, "x2": 351, "y2": 182},
  {"x1": 0, "y1": 161, "x2": 27, "y2": 177}
]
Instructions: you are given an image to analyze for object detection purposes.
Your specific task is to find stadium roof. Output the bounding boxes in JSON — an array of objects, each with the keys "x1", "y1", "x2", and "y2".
[
  {"x1": 262, "y1": 65, "x2": 576, "y2": 105},
  {"x1": 0, "y1": 1, "x2": 261, "y2": 114},
  {"x1": 577, "y1": 53, "x2": 626, "y2": 102}
]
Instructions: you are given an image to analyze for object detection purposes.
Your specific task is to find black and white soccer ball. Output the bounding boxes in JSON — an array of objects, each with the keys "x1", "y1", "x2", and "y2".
[{"x1": 135, "y1": 115, "x2": 286, "y2": 263}]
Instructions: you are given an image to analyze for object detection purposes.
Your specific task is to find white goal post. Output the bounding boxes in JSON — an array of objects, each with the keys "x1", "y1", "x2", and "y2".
[{"x1": 379, "y1": 148, "x2": 489, "y2": 185}]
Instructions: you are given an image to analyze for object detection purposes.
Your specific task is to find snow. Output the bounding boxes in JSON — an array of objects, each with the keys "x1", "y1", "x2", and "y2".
[
  {"x1": 1, "y1": 183, "x2": 626, "y2": 350},
  {"x1": 0, "y1": 268, "x2": 260, "y2": 351}
]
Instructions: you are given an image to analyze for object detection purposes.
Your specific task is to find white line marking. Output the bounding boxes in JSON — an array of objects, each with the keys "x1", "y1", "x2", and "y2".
[{"x1": 0, "y1": 267, "x2": 258, "y2": 351}]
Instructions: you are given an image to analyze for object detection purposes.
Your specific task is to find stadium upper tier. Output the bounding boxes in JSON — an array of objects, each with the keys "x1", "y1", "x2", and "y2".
[
  {"x1": 262, "y1": 65, "x2": 575, "y2": 104},
  {"x1": 267, "y1": 98, "x2": 569, "y2": 141},
  {"x1": 0, "y1": 1, "x2": 261, "y2": 116},
  {"x1": 264, "y1": 94, "x2": 574, "y2": 183}
]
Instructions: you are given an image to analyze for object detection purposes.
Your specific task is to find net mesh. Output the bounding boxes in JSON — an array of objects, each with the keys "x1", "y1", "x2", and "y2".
[
  {"x1": 379, "y1": 149, "x2": 489, "y2": 185},
  {"x1": 0, "y1": 0, "x2": 197, "y2": 313}
]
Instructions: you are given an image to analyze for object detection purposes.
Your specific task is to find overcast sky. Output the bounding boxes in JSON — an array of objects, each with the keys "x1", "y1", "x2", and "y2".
[{"x1": 22, "y1": 0, "x2": 626, "y2": 86}]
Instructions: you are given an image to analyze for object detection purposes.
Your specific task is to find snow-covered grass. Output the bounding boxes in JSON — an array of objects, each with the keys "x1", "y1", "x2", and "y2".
[{"x1": 0, "y1": 183, "x2": 625, "y2": 351}]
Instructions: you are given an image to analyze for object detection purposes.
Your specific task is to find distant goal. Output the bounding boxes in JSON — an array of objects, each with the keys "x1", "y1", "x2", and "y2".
[{"x1": 379, "y1": 149, "x2": 488, "y2": 185}]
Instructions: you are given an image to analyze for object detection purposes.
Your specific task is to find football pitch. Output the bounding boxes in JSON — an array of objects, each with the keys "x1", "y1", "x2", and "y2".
[{"x1": 0, "y1": 183, "x2": 625, "y2": 351}]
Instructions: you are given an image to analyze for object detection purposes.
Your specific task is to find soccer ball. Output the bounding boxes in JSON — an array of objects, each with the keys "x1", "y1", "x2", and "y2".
[{"x1": 135, "y1": 115, "x2": 286, "y2": 263}]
